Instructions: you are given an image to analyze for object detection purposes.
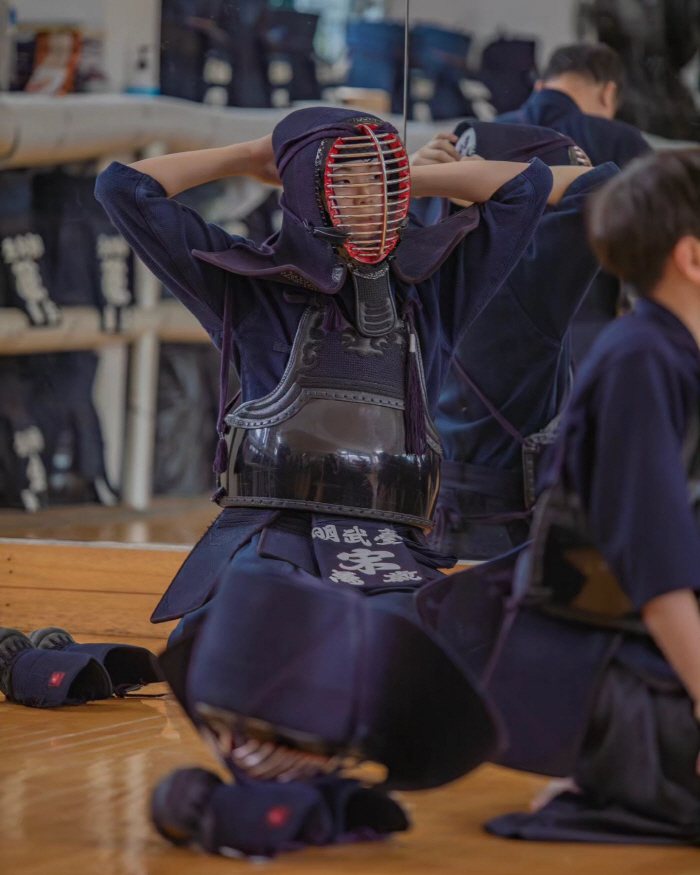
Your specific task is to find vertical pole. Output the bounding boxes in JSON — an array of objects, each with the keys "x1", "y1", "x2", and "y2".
[
  {"x1": 94, "y1": 153, "x2": 131, "y2": 496},
  {"x1": 122, "y1": 142, "x2": 164, "y2": 510},
  {"x1": 94, "y1": 345, "x2": 129, "y2": 490},
  {"x1": 0, "y1": 1, "x2": 10, "y2": 92},
  {"x1": 402, "y1": 0, "x2": 410, "y2": 146}
]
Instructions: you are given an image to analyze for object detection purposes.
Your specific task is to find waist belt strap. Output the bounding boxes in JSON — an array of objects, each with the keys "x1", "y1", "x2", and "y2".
[{"x1": 441, "y1": 460, "x2": 524, "y2": 504}]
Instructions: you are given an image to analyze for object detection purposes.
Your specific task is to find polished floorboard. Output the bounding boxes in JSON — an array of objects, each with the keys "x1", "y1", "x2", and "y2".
[
  {"x1": 1, "y1": 536, "x2": 698, "y2": 874},
  {"x1": 0, "y1": 495, "x2": 219, "y2": 546}
]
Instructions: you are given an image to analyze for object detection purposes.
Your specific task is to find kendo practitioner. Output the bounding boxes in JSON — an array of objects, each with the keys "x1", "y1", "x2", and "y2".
[
  {"x1": 412, "y1": 120, "x2": 616, "y2": 560},
  {"x1": 420, "y1": 149, "x2": 700, "y2": 844},
  {"x1": 89, "y1": 106, "x2": 591, "y2": 858},
  {"x1": 499, "y1": 42, "x2": 651, "y2": 363}
]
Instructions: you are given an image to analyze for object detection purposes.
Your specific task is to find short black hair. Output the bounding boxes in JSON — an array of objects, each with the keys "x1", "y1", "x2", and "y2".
[
  {"x1": 542, "y1": 43, "x2": 626, "y2": 94},
  {"x1": 587, "y1": 149, "x2": 700, "y2": 296}
]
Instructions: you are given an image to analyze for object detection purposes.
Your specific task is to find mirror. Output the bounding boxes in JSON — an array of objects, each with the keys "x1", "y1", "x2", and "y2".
[{"x1": 2, "y1": 0, "x2": 699, "y2": 536}]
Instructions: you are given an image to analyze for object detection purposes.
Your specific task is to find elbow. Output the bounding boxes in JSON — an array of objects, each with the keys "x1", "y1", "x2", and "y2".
[
  {"x1": 94, "y1": 161, "x2": 131, "y2": 211},
  {"x1": 94, "y1": 165, "x2": 117, "y2": 208}
]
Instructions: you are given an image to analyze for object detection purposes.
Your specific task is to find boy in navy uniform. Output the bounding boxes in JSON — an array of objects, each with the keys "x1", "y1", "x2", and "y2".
[
  {"x1": 499, "y1": 43, "x2": 648, "y2": 166},
  {"x1": 499, "y1": 42, "x2": 651, "y2": 362},
  {"x1": 423, "y1": 149, "x2": 700, "y2": 843}
]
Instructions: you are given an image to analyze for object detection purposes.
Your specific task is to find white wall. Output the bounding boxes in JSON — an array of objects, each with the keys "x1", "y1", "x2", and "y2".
[
  {"x1": 18, "y1": 0, "x2": 104, "y2": 28},
  {"x1": 17, "y1": 0, "x2": 160, "y2": 92}
]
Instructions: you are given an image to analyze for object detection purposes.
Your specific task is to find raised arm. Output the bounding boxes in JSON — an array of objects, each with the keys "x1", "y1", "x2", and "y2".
[
  {"x1": 129, "y1": 135, "x2": 280, "y2": 198},
  {"x1": 411, "y1": 159, "x2": 593, "y2": 207}
]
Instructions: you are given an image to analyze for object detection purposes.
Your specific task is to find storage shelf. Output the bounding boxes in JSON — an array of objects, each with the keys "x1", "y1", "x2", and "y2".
[
  {"x1": 0, "y1": 301, "x2": 208, "y2": 355},
  {"x1": 0, "y1": 93, "x2": 440, "y2": 169}
]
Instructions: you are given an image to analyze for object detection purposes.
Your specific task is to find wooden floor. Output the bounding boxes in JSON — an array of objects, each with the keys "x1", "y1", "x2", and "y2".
[
  {"x1": 1, "y1": 534, "x2": 699, "y2": 874},
  {"x1": 0, "y1": 495, "x2": 219, "y2": 546}
]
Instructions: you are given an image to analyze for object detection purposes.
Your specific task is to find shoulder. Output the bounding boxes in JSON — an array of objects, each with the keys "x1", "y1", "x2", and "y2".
[
  {"x1": 577, "y1": 313, "x2": 690, "y2": 407},
  {"x1": 494, "y1": 110, "x2": 522, "y2": 124},
  {"x1": 583, "y1": 116, "x2": 649, "y2": 162},
  {"x1": 588, "y1": 115, "x2": 646, "y2": 142},
  {"x1": 589, "y1": 313, "x2": 679, "y2": 368}
]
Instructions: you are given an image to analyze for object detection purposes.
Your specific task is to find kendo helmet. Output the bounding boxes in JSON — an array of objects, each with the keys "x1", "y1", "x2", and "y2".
[{"x1": 272, "y1": 108, "x2": 412, "y2": 270}]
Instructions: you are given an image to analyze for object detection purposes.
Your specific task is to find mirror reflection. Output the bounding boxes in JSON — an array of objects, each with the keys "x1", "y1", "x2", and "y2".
[{"x1": 3, "y1": 1, "x2": 699, "y2": 526}]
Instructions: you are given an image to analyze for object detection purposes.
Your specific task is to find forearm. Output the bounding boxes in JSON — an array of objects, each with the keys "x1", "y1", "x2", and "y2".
[
  {"x1": 548, "y1": 166, "x2": 595, "y2": 206},
  {"x1": 410, "y1": 160, "x2": 530, "y2": 204},
  {"x1": 411, "y1": 161, "x2": 592, "y2": 207},
  {"x1": 642, "y1": 589, "x2": 700, "y2": 707},
  {"x1": 129, "y1": 143, "x2": 252, "y2": 198}
]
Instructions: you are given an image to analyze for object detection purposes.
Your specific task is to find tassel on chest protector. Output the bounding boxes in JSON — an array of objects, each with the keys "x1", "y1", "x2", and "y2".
[{"x1": 216, "y1": 268, "x2": 441, "y2": 530}]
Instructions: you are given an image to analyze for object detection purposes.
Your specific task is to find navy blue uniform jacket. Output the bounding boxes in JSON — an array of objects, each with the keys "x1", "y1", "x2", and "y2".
[
  {"x1": 500, "y1": 89, "x2": 651, "y2": 362},
  {"x1": 557, "y1": 297, "x2": 700, "y2": 611},
  {"x1": 422, "y1": 298, "x2": 700, "y2": 779},
  {"x1": 437, "y1": 163, "x2": 618, "y2": 476},
  {"x1": 95, "y1": 160, "x2": 553, "y2": 416}
]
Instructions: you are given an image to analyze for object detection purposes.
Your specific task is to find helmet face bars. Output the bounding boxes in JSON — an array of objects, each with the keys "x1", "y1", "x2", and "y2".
[{"x1": 323, "y1": 124, "x2": 411, "y2": 265}]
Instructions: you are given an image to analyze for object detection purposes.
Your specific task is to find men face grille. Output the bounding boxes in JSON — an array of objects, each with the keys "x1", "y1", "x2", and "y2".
[{"x1": 323, "y1": 124, "x2": 411, "y2": 265}]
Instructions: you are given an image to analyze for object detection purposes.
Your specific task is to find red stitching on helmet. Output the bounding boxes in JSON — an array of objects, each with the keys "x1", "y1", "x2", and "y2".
[{"x1": 323, "y1": 124, "x2": 410, "y2": 264}]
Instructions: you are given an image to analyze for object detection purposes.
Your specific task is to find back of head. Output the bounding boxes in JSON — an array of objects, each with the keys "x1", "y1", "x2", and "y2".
[
  {"x1": 543, "y1": 42, "x2": 626, "y2": 97},
  {"x1": 587, "y1": 149, "x2": 700, "y2": 296}
]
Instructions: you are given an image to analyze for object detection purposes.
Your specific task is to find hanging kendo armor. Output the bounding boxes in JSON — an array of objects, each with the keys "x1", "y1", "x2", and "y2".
[{"x1": 216, "y1": 121, "x2": 443, "y2": 530}]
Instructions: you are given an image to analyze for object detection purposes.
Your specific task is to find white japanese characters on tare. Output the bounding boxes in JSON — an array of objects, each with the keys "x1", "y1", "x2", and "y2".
[{"x1": 312, "y1": 524, "x2": 423, "y2": 586}]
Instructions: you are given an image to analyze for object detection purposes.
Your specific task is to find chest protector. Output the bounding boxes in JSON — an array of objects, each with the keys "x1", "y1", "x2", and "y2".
[
  {"x1": 218, "y1": 277, "x2": 442, "y2": 530},
  {"x1": 519, "y1": 409, "x2": 700, "y2": 633}
]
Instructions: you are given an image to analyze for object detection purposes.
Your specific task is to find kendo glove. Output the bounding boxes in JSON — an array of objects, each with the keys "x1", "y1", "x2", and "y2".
[
  {"x1": 29, "y1": 626, "x2": 162, "y2": 695},
  {"x1": 151, "y1": 768, "x2": 409, "y2": 858},
  {"x1": 0, "y1": 627, "x2": 112, "y2": 708}
]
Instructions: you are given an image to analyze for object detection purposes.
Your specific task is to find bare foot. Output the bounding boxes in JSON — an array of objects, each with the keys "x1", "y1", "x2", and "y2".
[{"x1": 529, "y1": 777, "x2": 580, "y2": 812}]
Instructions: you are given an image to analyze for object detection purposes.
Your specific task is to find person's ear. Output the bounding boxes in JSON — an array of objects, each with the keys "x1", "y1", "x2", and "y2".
[
  {"x1": 673, "y1": 236, "x2": 700, "y2": 286},
  {"x1": 601, "y1": 82, "x2": 618, "y2": 118},
  {"x1": 533, "y1": 79, "x2": 544, "y2": 92}
]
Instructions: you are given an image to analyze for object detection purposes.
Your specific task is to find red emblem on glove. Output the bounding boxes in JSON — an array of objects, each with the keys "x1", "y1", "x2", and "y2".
[{"x1": 265, "y1": 805, "x2": 292, "y2": 828}]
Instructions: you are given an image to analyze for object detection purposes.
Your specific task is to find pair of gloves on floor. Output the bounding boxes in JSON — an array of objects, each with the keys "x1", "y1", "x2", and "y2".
[
  {"x1": 0, "y1": 626, "x2": 410, "y2": 858},
  {"x1": 0, "y1": 626, "x2": 161, "y2": 707}
]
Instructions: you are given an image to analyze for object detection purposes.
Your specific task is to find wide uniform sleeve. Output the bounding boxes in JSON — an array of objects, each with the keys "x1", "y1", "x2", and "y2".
[
  {"x1": 506, "y1": 162, "x2": 619, "y2": 341},
  {"x1": 440, "y1": 158, "x2": 553, "y2": 349},
  {"x1": 95, "y1": 162, "x2": 256, "y2": 341},
  {"x1": 583, "y1": 351, "x2": 700, "y2": 610}
]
